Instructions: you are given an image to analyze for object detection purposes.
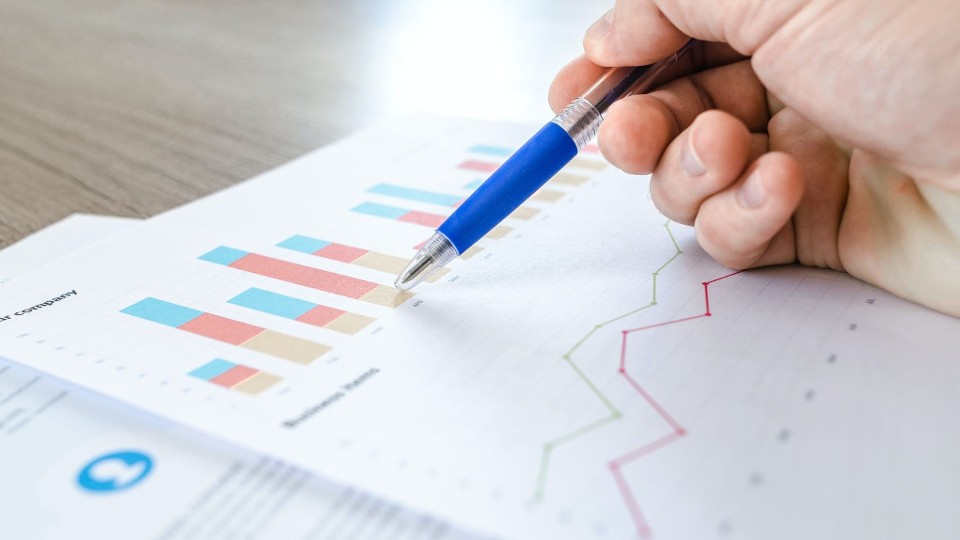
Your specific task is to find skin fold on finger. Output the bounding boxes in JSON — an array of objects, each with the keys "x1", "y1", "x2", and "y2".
[
  {"x1": 646, "y1": 110, "x2": 754, "y2": 224},
  {"x1": 694, "y1": 151, "x2": 805, "y2": 269},
  {"x1": 584, "y1": 0, "x2": 810, "y2": 64},
  {"x1": 768, "y1": 107, "x2": 851, "y2": 270},
  {"x1": 647, "y1": 41, "x2": 745, "y2": 91},
  {"x1": 548, "y1": 43, "x2": 745, "y2": 114},
  {"x1": 595, "y1": 60, "x2": 768, "y2": 175},
  {"x1": 750, "y1": 222, "x2": 799, "y2": 268},
  {"x1": 649, "y1": 59, "x2": 769, "y2": 133}
]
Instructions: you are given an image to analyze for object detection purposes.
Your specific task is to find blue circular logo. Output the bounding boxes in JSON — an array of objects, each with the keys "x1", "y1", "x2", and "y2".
[{"x1": 77, "y1": 450, "x2": 154, "y2": 493}]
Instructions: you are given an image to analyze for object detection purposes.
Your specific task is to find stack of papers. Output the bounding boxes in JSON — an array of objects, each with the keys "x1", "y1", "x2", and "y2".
[{"x1": 1, "y1": 116, "x2": 957, "y2": 539}]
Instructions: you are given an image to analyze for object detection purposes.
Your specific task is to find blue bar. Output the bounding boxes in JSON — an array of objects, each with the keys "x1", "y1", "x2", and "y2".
[
  {"x1": 469, "y1": 144, "x2": 512, "y2": 156},
  {"x1": 229, "y1": 288, "x2": 315, "y2": 319},
  {"x1": 367, "y1": 184, "x2": 461, "y2": 207},
  {"x1": 351, "y1": 202, "x2": 409, "y2": 220},
  {"x1": 464, "y1": 179, "x2": 483, "y2": 190},
  {"x1": 199, "y1": 246, "x2": 248, "y2": 266},
  {"x1": 277, "y1": 235, "x2": 330, "y2": 254},
  {"x1": 189, "y1": 359, "x2": 236, "y2": 381},
  {"x1": 121, "y1": 298, "x2": 203, "y2": 327}
]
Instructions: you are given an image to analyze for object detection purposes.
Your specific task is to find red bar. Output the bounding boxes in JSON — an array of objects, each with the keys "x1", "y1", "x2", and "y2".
[
  {"x1": 398, "y1": 211, "x2": 446, "y2": 228},
  {"x1": 315, "y1": 243, "x2": 367, "y2": 263},
  {"x1": 458, "y1": 159, "x2": 498, "y2": 173},
  {"x1": 180, "y1": 313, "x2": 264, "y2": 345},
  {"x1": 210, "y1": 365, "x2": 259, "y2": 387},
  {"x1": 296, "y1": 305, "x2": 346, "y2": 327},
  {"x1": 230, "y1": 253, "x2": 379, "y2": 299}
]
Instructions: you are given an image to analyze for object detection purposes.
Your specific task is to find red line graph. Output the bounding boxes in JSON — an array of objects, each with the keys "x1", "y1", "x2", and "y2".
[{"x1": 610, "y1": 270, "x2": 741, "y2": 538}]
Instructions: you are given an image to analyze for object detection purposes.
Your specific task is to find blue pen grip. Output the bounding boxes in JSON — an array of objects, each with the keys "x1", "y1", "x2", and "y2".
[{"x1": 439, "y1": 122, "x2": 577, "y2": 252}]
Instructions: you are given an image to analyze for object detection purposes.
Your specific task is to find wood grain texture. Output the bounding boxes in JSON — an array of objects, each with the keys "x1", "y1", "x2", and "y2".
[{"x1": 0, "y1": 0, "x2": 606, "y2": 247}]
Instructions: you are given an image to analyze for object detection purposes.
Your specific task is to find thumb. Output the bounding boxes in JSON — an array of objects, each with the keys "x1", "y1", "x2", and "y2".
[{"x1": 584, "y1": 0, "x2": 806, "y2": 66}]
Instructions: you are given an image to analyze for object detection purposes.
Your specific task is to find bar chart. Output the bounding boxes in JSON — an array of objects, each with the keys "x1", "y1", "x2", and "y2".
[
  {"x1": 529, "y1": 188, "x2": 565, "y2": 203},
  {"x1": 121, "y1": 298, "x2": 330, "y2": 364},
  {"x1": 459, "y1": 157, "x2": 604, "y2": 176},
  {"x1": 459, "y1": 246, "x2": 484, "y2": 259},
  {"x1": 350, "y1": 141, "x2": 610, "y2": 268},
  {"x1": 228, "y1": 288, "x2": 375, "y2": 335},
  {"x1": 277, "y1": 234, "x2": 451, "y2": 283},
  {"x1": 351, "y1": 202, "x2": 446, "y2": 228},
  {"x1": 461, "y1": 142, "x2": 602, "y2": 187},
  {"x1": 189, "y1": 358, "x2": 282, "y2": 395},
  {"x1": 199, "y1": 247, "x2": 412, "y2": 308},
  {"x1": 127, "y1": 136, "x2": 607, "y2": 404},
  {"x1": 457, "y1": 159, "x2": 500, "y2": 174},
  {"x1": 467, "y1": 144, "x2": 512, "y2": 157},
  {"x1": 368, "y1": 183, "x2": 541, "y2": 222},
  {"x1": 152, "y1": 138, "x2": 609, "y2": 394},
  {"x1": 550, "y1": 172, "x2": 589, "y2": 187},
  {"x1": 278, "y1": 235, "x2": 408, "y2": 274},
  {"x1": 351, "y1": 202, "x2": 514, "y2": 240},
  {"x1": 367, "y1": 184, "x2": 462, "y2": 208}
]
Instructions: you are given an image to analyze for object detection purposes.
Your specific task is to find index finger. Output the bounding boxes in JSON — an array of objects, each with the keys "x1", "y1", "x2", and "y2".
[
  {"x1": 584, "y1": 0, "x2": 807, "y2": 65},
  {"x1": 548, "y1": 42, "x2": 743, "y2": 113}
]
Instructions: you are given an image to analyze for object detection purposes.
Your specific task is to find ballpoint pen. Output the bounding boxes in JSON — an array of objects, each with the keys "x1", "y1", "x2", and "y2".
[{"x1": 395, "y1": 40, "x2": 697, "y2": 292}]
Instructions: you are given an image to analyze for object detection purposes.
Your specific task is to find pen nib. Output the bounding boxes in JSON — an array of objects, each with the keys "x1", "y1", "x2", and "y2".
[{"x1": 394, "y1": 232, "x2": 458, "y2": 292}]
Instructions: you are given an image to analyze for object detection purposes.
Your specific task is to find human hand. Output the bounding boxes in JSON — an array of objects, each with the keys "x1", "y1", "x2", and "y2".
[{"x1": 550, "y1": 0, "x2": 960, "y2": 316}]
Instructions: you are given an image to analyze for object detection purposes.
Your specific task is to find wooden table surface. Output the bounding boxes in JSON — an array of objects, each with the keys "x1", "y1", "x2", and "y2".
[{"x1": 0, "y1": 0, "x2": 607, "y2": 248}]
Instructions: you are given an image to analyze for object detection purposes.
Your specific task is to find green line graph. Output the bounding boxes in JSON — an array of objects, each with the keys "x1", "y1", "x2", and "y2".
[{"x1": 533, "y1": 220, "x2": 683, "y2": 500}]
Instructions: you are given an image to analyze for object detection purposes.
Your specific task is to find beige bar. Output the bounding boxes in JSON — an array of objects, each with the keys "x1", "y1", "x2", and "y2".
[
  {"x1": 240, "y1": 330, "x2": 330, "y2": 365},
  {"x1": 233, "y1": 372, "x2": 282, "y2": 395},
  {"x1": 552, "y1": 172, "x2": 589, "y2": 186},
  {"x1": 485, "y1": 225, "x2": 513, "y2": 240},
  {"x1": 425, "y1": 268, "x2": 451, "y2": 283},
  {"x1": 361, "y1": 285, "x2": 414, "y2": 307},
  {"x1": 569, "y1": 157, "x2": 607, "y2": 170},
  {"x1": 325, "y1": 312, "x2": 376, "y2": 335},
  {"x1": 508, "y1": 206, "x2": 540, "y2": 220},
  {"x1": 353, "y1": 251, "x2": 408, "y2": 274},
  {"x1": 461, "y1": 246, "x2": 484, "y2": 260},
  {"x1": 531, "y1": 189, "x2": 565, "y2": 203}
]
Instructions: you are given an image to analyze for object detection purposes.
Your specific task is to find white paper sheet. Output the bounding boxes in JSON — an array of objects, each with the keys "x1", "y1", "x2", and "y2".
[
  {"x1": 0, "y1": 116, "x2": 957, "y2": 539},
  {"x1": 0, "y1": 215, "x2": 138, "y2": 283},
  {"x1": 0, "y1": 215, "x2": 474, "y2": 539}
]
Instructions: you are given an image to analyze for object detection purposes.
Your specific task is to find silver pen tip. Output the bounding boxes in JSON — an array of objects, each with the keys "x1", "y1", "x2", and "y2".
[
  {"x1": 394, "y1": 256, "x2": 434, "y2": 292},
  {"x1": 394, "y1": 232, "x2": 459, "y2": 292}
]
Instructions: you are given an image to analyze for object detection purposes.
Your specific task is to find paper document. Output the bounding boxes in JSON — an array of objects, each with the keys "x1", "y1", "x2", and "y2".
[
  {"x1": 0, "y1": 116, "x2": 957, "y2": 540},
  {"x1": 0, "y1": 214, "x2": 138, "y2": 283},
  {"x1": 0, "y1": 214, "x2": 474, "y2": 539}
]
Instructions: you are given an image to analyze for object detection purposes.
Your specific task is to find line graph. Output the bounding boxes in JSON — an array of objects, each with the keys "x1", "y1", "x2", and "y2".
[
  {"x1": 532, "y1": 220, "x2": 741, "y2": 539},
  {"x1": 533, "y1": 221, "x2": 682, "y2": 500},
  {"x1": 609, "y1": 270, "x2": 740, "y2": 538}
]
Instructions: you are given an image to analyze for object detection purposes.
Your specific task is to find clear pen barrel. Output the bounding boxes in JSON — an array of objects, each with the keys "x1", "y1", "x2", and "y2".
[{"x1": 583, "y1": 40, "x2": 694, "y2": 113}]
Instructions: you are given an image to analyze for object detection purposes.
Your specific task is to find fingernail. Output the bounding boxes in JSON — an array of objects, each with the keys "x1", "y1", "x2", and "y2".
[
  {"x1": 737, "y1": 169, "x2": 766, "y2": 209},
  {"x1": 585, "y1": 9, "x2": 614, "y2": 46},
  {"x1": 681, "y1": 128, "x2": 706, "y2": 177}
]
